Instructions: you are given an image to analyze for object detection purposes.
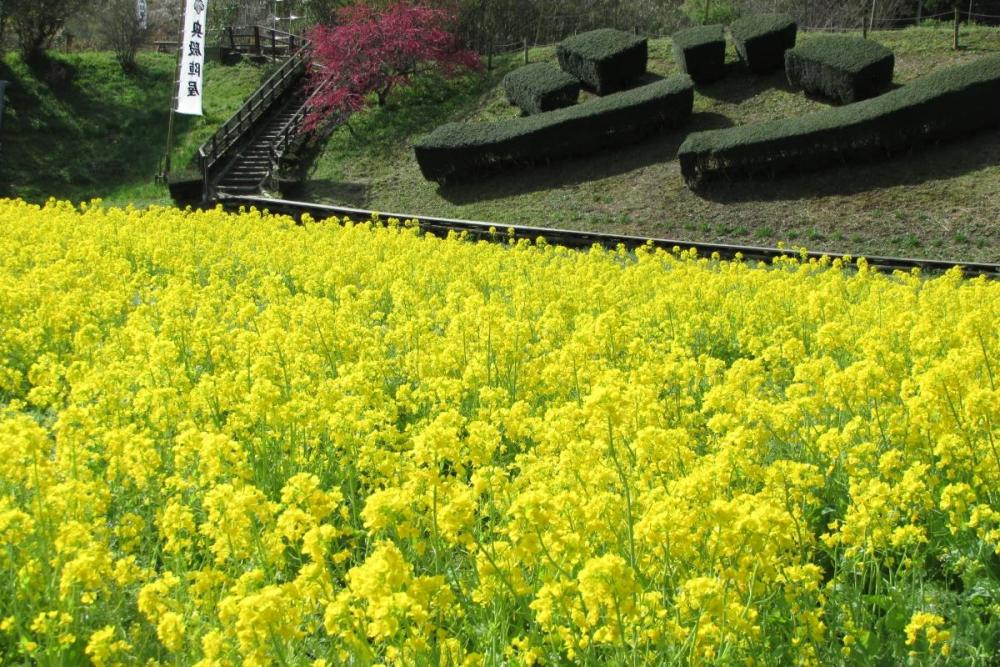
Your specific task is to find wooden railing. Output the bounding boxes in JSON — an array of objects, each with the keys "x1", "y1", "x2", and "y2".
[
  {"x1": 221, "y1": 26, "x2": 304, "y2": 57},
  {"x1": 269, "y1": 80, "x2": 325, "y2": 163},
  {"x1": 196, "y1": 30, "x2": 310, "y2": 198}
]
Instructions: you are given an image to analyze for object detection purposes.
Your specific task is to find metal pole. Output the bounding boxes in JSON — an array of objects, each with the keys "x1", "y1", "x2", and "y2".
[
  {"x1": 161, "y1": 0, "x2": 186, "y2": 180},
  {"x1": 954, "y1": 7, "x2": 960, "y2": 48},
  {"x1": 0, "y1": 81, "x2": 8, "y2": 153}
]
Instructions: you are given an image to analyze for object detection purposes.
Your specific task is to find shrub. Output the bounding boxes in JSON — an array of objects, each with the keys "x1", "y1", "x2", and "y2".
[
  {"x1": 672, "y1": 24, "x2": 727, "y2": 83},
  {"x1": 785, "y1": 35, "x2": 894, "y2": 104},
  {"x1": 503, "y1": 62, "x2": 582, "y2": 115},
  {"x1": 415, "y1": 75, "x2": 693, "y2": 183},
  {"x1": 730, "y1": 13, "x2": 796, "y2": 74},
  {"x1": 556, "y1": 29, "x2": 648, "y2": 95},
  {"x1": 677, "y1": 55, "x2": 1000, "y2": 186}
]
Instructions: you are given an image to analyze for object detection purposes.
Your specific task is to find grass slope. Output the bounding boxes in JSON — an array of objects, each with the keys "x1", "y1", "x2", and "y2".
[
  {"x1": 0, "y1": 52, "x2": 262, "y2": 207},
  {"x1": 303, "y1": 25, "x2": 1000, "y2": 262}
]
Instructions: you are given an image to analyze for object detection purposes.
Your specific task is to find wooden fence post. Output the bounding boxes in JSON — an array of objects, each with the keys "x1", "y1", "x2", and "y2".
[
  {"x1": 523, "y1": 38, "x2": 529, "y2": 65},
  {"x1": 954, "y1": 7, "x2": 960, "y2": 49}
]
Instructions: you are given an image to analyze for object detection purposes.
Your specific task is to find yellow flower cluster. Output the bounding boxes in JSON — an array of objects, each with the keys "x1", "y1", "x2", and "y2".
[{"x1": 0, "y1": 198, "x2": 997, "y2": 664}]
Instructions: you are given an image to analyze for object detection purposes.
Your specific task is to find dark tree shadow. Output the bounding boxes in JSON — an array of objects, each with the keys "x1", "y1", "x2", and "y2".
[
  {"x1": 436, "y1": 111, "x2": 734, "y2": 204},
  {"x1": 692, "y1": 128, "x2": 1000, "y2": 203},
  {"x1": 0, "y1": 53, "x2": 183, "y2": 202}
]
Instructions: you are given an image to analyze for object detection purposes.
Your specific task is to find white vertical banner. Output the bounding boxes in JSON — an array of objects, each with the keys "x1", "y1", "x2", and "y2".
[
  {"x1": 176, "y1": 0, "x2": 209, "y2": 116},
  {"x1": 136, "y1": 0, "x2": 148, "y2": 30}
]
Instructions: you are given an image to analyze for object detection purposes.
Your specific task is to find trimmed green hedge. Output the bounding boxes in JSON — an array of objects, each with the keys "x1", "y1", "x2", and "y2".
[
  {"x1": 415, "y1": 75, "x2": 694, "y2": 183},
  {"x1": 785, "y1": 35, "x2": 894, "y2": 104},
  {"x1": 730, "y1": 13, "x2": 797, "y2": 74},
  {"x1": 672, "y1": 25, "x2": 727, "y2": 83},
  {"x1": 556, "y1": 29, "x2": 648, "y2": 95},
  {"x1": 677, "y1": 55, "x2": 1000, "y2": 186},
  {"x1": 503, "y1": 62, "x2": 582, "y2": 115}
]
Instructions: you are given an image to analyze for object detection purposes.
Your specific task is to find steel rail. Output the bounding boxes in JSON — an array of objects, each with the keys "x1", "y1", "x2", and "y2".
[{"x1": 218, "y1": 195, "x2": 1000, "y2": 278}]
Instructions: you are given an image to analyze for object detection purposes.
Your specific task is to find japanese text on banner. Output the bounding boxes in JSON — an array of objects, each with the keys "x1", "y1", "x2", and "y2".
[
  {"x1": 176, "y1": 0, "x2": 209, "y2": 116},
  {"x1": 137, "y1": 0, "x2": 148, "y2": 30}
]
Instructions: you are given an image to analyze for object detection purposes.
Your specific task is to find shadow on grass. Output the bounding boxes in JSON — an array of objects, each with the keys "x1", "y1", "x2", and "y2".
[
  {"x1": 695, "y1": 63, "x2": 803, "y2": 104},
  {"x1": 693, "y1": 128, "x2": 1000, "y2": 204},
  {"x1": 0, "y1": 53, "x2": 180, "y2": 203},
  {"x1": 435, "y1": 111, "x2": 734, "y2": 204}
]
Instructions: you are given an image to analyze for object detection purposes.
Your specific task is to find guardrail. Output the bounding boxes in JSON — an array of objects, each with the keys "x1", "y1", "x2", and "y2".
[
  {"x1": 266, "y1": 80, "x2": 336, "y2": 184},
  {"x1": 196, "y1": 29, "x2": 310, "y2": 199},
  {"x1": 217, "y1": 196, "x2": 1000, "y2": 279}
]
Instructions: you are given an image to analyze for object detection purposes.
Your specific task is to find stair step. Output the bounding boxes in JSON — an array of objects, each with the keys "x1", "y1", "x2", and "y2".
[
  {"x1": 228, "y1": 172, "x2": 268, "y2": 178},
  {"x1": 221, "y1": 177, "x2": 266, "y2": 185}
]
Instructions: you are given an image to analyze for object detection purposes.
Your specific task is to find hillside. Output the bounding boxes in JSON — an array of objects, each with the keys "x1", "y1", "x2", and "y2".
[
  {"x1": 0, "y1": 52, "x2": 263, "y2": 207},
  {"x1": 302, "y1": 25, "x2": 1000, "y2": 262}
]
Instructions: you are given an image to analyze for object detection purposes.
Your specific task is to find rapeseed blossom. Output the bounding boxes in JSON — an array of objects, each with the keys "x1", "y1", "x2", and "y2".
[{"x1": 0, "y1": 198, "x2": 998, "y2": 664}]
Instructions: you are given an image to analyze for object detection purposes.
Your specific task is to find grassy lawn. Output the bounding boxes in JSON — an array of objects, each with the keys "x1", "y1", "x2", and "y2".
[
  {"x1": 0, "y1": 52, "x2": 263, "y2": 207},
  {"x1": 302, "y1": 25, "x2": 1000, "y2": 262}
]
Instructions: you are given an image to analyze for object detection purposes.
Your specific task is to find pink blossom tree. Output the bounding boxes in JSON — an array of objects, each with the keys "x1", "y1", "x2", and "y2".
[{"x1": 304, "y1": 2, "x2": 482, "y2": 130}]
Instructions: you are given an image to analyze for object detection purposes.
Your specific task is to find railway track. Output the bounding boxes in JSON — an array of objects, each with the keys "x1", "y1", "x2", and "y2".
[{"x1": 220, "y1": 195, "x2": 1000, "y2": 279}]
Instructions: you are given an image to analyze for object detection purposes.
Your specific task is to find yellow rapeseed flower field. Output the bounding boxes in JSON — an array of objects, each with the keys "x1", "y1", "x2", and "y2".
[{"x1": 1, "y1": 199, "x2": 998, "y2": 665}]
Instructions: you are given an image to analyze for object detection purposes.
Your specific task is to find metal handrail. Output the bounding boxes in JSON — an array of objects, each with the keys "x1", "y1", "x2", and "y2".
[
  {"x1": 268, "y1": 80, "x2": 329, "y2": 164},
  {"x1": 196, "y1": 29, "x2": 311, "y2": 197}
]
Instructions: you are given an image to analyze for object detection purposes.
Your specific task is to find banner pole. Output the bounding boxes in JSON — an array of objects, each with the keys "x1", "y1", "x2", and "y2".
[{"x1": 161, "y1": 0, "x2": 186, "y2": 181}]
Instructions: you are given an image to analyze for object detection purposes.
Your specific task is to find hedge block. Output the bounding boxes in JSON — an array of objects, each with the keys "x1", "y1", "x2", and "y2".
[
  {"x1": 503, "y1": 62, "x2": 582, "y2": 115},
  {"x1": 785, "y1": 35, "x2": 894, "y2": 104},
  {"x1": 556, "y1": 29, "x2": 648, "y2": 95},
  {"x1": 415, "y1": 75, "x2": 694, "y2": 183},
  {"x1": 677, "y1": 55, "x2": 1000, "y2": 186},
  {"x1": 672, "y1": 25, "x2": 727, "y2": 83},
  {"x1": 730, "y1": 13, "x2": 797, "y2": 74}
]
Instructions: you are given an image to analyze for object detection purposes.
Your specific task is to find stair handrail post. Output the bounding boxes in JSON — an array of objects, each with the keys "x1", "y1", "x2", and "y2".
[
  {"x1": 255, "y1": 26, "x2": 261, "y2": 54},
  {"x1": 199, "y1": 152, "x2": 210, "y2": 201}
]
